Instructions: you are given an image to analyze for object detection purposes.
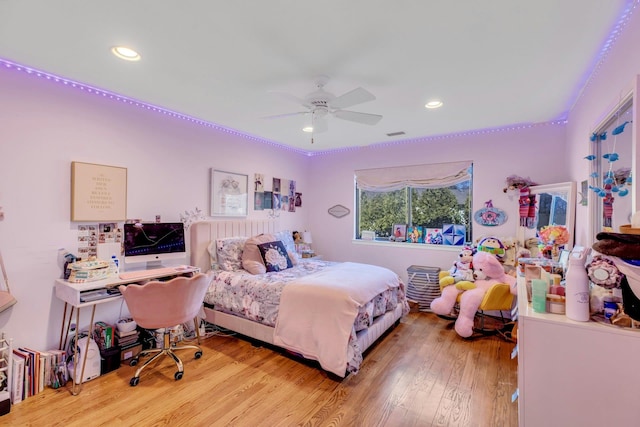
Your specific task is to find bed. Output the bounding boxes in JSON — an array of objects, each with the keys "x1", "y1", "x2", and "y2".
[{"x1": 189, "y1": 220, "x2": 409, "y2": 377}]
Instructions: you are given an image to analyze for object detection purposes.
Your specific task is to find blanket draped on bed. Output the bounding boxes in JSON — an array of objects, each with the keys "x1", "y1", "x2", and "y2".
[{"x1": 273, "y1": 262, "x2": 400, "y2": 377}]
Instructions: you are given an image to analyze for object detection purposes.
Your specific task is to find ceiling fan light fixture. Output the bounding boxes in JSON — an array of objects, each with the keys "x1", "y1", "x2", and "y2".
[
  {"x1": 302, "y1": 126, "x2": 314, "y2": 133},
  {"x1": 425, "y1": 100, "x2": 443, "y2": 109},
  {"x1": 111, "y1": 46, "x2": 141, "y2": 61}
]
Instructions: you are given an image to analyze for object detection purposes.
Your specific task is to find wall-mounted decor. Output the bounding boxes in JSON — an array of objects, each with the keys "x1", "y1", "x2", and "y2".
[
  {"x1": 254, "y1": 173, "x2": 264, "y2": 192},
  {"x1": 272, "y1": 177, "x2": 281, "y2": 193},
  {"x1": 473, "y1": 200, "x2": 507, "y2": 227},
  {"x1": 263, "y1": 191, "x2": 273, "y2": 209},
  {"x1": 210, "y1": 169, "x2": 248, "y2": 217},
  {"x1": 71, "y1": 161, "x2": 127, "y2": 221},
  {"x1": 254, "y1": 192, "x2": 264, "y2": 210},
  {"x1": 328, "y1": 204, "x2": 350, "y2": 218},
  {"x1": 287, "y1": 180, "x2": 296, "y2": 212}
]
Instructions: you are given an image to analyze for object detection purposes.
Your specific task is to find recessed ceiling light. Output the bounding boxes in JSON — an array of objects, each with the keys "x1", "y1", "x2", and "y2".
[
  {"x1": 302, "y1": 126, "x2": 313, "y2": 133},
  {"x1": 425, "y1": 100, "x2": 443, "y2": 109},
  {"x1": 111, "y1": 46, "x2": 141, "y2": 61}
]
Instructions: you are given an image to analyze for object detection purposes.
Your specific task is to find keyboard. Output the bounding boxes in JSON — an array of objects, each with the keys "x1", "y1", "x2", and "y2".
[
  {"x1": 119, "y1": 266, "x2": 193, "y2": 281},
  {"x1": 80, "y1": 288, "x2": 112, "y2": 302}
]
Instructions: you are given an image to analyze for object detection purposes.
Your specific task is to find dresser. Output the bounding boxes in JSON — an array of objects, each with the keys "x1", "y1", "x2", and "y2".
[{"x1": 517, "y1": 279, "x2": 640, "y2": 426}]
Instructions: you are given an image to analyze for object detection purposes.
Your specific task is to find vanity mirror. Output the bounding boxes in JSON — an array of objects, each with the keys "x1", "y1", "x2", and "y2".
[
  {"x1": 589, "y1": 81, "x2": 636, "y2": 241},
  {"x1": 518, "y1": 182, "x2": 577, "y2": 250}
]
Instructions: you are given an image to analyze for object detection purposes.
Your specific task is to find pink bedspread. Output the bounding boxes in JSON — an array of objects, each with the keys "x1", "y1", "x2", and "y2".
[{"x1": 273, "y1": 262, "x2": 400, "y2": 377}]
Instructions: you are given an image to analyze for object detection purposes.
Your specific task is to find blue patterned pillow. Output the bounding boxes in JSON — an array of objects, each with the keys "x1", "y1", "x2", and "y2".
[{"x1": 257, "y1": 240, "x2": 293, "y2": 272}]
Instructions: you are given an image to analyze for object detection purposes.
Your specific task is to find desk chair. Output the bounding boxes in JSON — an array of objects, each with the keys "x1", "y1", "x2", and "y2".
[{"x1": 119, "y1": 273, "x2": 211, "y2": 386}]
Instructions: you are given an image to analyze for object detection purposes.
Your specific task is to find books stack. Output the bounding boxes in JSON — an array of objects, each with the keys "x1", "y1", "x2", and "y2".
[
  {"x1": 11, "y1": 348, "x2": 68, "y2": 404},
  {"x1": 94, "y1": 321, "x2": 115, "y2": 350},
  {"x1": 116, "y1": 328, "x2": 139, "y2": 347},
  {"x1": 116, "y1": 328, "x2": 140, "y2": 361}
]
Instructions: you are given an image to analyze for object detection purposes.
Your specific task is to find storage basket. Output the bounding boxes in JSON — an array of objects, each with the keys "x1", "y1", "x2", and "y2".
[{"x1": 406, "y1": 265, "x2": 441, "y2": 312}]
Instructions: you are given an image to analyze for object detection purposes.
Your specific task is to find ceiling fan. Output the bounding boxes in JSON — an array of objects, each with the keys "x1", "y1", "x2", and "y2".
[{"x1": 265, "y1": 75, "x2": 382, "y2": 141}]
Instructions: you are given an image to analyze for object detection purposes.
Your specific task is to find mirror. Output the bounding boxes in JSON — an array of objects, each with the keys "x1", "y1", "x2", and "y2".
[
  {"x1": 518, "y1": 182, "x2": 577, "y2": 250},
  {"x1": 590, "y1": 91, "x2": 634, "y2": 239}
]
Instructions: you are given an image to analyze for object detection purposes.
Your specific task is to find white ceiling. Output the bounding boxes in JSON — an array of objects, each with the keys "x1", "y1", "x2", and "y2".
[{"x1": 0, "y1": 1, "x2": 634, "y2": 152}]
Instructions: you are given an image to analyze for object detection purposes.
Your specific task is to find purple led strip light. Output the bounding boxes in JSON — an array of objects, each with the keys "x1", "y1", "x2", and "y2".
[
  {"x1": 0, "y1": 0, "x2": 636, "y2": 158},
  {"x1": 570, "y1": 0, "x2": 639, "y2": 109},
  {"x1": 0, "y1": 57, "x2": 308, "y2": 155}
]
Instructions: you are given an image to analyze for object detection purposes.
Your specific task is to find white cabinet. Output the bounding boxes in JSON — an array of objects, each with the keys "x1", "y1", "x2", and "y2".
[{"x1": 517, "y1": 280, "x2": 640, "y2": 426}]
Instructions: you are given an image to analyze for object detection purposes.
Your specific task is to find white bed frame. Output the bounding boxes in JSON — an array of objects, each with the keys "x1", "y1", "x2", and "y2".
[{"x1": 189, "y1": 220, "x2": 404, "y2": 371}]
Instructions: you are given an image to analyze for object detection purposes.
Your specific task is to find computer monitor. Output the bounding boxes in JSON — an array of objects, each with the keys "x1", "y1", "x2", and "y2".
[{"x1": 123, "y1": 222, "x2": 186, "y2": 269}]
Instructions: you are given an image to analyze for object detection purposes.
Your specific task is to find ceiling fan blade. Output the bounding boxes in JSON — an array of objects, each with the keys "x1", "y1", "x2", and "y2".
[
  {"x1": 312, "y1": 115, "x2": 328, "y2": 133},
  {"x1": 333, "y1": 110, "x2": 382, "y2": 125},
  {"x1": 262, "y1": 111, "x2": 308, "y2": 120},
  {"x1": 268, "y1": 90, "x2": 313, "y2": 108},
  {"x1": 329, "y1": 87, "x2": 376, "y2": 109}
]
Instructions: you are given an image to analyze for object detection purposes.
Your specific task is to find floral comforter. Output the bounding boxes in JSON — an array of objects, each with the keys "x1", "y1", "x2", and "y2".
[{"x1": 205, "y1": 259, "x2": 408, "y2": 374}]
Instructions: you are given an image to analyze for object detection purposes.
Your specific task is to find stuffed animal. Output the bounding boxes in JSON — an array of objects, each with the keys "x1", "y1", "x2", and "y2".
[
  {"x1": 439, "y1": 246, "x2": 476, "y2": 287},
  {"x1": 524, "y1": 237, "x2": 540, "y2": 258},
  {"x1": 477, "y1": 236, "x2": 506, "y2": 260},
  {"x1": 292, "y1": 231, "x2": 303, "y2": 244},
  {"x1": 431, "y1": 251, "x2": 516, "y2": 338}
]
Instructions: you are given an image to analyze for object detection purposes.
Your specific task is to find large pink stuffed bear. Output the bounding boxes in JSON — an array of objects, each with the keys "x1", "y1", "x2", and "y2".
[{"x1": 430, "y1": 251, "x2": 516, "y2": 338}]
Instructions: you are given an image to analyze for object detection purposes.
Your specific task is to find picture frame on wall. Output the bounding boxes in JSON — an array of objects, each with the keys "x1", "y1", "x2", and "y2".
[
  {"x1": 210, "y1": 169, "x2": 248, "y2": 217},
  {"x1": 263, "y1": 191, "x2": 273, "y2": 209},
  {"x1": 71, "y1": 161, "x2": 127, "y2": 221},
  {"x1": 254, "y1": 192, "x2": 264, "y2": 210}
]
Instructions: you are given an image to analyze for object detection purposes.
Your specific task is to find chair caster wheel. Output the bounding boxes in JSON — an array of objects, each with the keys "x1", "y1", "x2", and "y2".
[
  {"x1": 129, "y1": 358, "x2": 138, "y2": 367},
  {"x1": 195, "y1": 350, "x2": 202, "y2": 359},
  {"x1": 175, "y1": 371, "x2": 183, "y2": 381},
  {"x1": 130, "y1": 377, "x2": 140, "y2": 387}
]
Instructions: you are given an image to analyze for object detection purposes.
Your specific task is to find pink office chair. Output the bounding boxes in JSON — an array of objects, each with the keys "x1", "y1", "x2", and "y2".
[{"x1": 119, "y1": 273, "x2": 211, "y2": 386}]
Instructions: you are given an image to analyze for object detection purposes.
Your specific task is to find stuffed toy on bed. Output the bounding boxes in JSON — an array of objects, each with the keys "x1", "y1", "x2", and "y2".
[{"x1": 431, "y1": 251, "x2": 516, "y2": 338}]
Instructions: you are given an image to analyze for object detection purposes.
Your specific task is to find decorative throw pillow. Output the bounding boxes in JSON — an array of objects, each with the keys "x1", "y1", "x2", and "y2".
[
  {"x1": 242, "y1": 233, "x2": 277, "y2": 274},
  {"x1": 257, "y1": 241, "x2": 294, "y2": 272},
  {"x1": 274, "y1": 230, "x2": 299, "y2": 265},
  {"x1": 213, "y1": 237, "x2": 247, "y2": 271}
]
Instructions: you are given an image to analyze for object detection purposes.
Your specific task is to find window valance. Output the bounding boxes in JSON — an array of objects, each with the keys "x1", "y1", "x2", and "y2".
[{"x1": 355, "y1": 160, "x2": 472, "y2": 192}]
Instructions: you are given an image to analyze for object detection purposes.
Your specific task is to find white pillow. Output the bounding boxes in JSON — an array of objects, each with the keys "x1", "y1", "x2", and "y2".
[
  {"x1": 274, "y1": 230, "x2": 299, "y2": 264},
  {"x1": 208, "y1": 237, "x2": 247, "y2": 271}
]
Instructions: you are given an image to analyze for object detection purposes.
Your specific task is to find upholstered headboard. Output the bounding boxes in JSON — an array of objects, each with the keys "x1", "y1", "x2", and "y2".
[{"x1": 189, "y1": 220, "x2": 278, "y2": 273}]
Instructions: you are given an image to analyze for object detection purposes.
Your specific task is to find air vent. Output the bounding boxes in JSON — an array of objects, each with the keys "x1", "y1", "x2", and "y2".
[{"x1": 386, "y1": 131, "x2": 406, "y2": 137}]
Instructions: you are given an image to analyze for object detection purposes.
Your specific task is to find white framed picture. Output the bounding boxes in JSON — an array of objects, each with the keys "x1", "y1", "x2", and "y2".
[{"x1": 210, "y1": 169, "x2": 248, "y2": 217}]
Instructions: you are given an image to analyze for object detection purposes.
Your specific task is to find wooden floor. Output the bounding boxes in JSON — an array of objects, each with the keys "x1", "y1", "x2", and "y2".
[{"x1": 3, "y1": 312, "x2": 518, "y2": 426}]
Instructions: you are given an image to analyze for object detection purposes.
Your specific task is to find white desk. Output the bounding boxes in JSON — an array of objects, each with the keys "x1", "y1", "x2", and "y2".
[{"x1": 54, "y1": 265, "x2": 200, "y2": 395}]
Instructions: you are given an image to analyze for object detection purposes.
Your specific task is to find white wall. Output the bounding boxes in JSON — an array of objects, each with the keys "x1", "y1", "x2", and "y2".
[
  {"x1": 305, "y1": 124, "x2": 568, "y2": 283},
  {"x1": 0, "y1": 68, "x2": 311, "y2": 350},
  {"x1": 566, "y1": 6, "x2": 640, "y2": 246}
]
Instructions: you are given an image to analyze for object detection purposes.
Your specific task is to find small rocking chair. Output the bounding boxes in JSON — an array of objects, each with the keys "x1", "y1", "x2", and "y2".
[{"x1": 437, "y1": 273, "x2": 515, "y2": 337}]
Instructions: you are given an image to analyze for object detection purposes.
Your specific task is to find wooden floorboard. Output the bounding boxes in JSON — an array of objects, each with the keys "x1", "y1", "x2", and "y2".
[{"x1": 2, "y1": 312, "x2": 518, "y2": 426}]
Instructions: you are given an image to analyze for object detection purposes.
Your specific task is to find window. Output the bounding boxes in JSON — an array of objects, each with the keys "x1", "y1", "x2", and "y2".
[{"x1": 355, "y1": 161, "x2": 473, "y2": 243}]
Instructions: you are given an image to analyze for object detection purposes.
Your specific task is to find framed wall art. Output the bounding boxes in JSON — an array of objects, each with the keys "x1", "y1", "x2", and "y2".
[
  {"x1": 71, "y1": 161, "x2": 127, "y2": 221},
  {"x1": 210, "y1": 169, "x2": 248, "y2": 217}
]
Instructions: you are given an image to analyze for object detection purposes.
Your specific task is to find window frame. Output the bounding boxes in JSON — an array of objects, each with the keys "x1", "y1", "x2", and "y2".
[{"x1": 354, "y1": 163, "x2": 473, "y2": 245}]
